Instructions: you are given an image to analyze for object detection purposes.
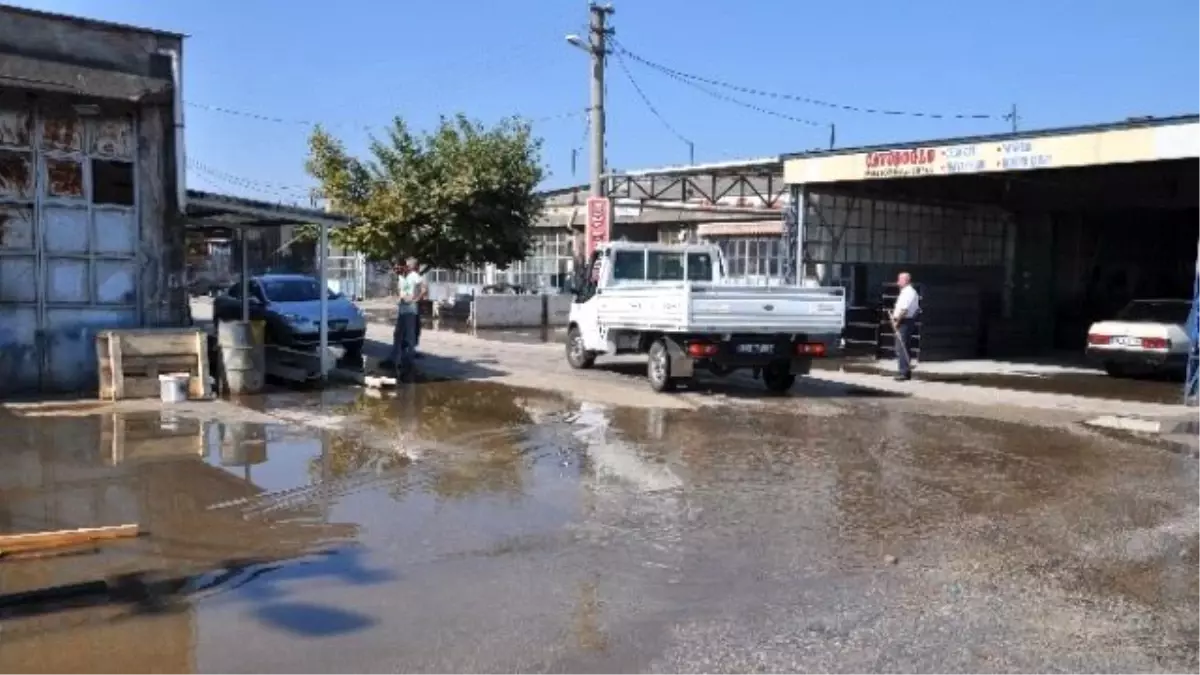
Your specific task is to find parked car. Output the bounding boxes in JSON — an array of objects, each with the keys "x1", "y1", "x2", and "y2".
[
  {"x1": 1085, "y1": 298, "x2": 1194, "y2": 377},
  {"x1": 212, "y1": 274, "x2": 368, "y2": 360}
]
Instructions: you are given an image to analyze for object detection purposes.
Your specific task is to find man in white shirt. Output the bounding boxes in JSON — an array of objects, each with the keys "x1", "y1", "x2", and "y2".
[
  {"x1": 385, "y1": 256, "x2": 426, "y2": 378},
  {"x1": 890, "y1": 272, "x2": 920, "y2": 381}
]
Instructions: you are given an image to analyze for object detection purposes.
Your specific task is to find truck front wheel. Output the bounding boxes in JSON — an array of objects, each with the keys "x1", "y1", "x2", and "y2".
[
  {"x1": 648, "y1": 338, "x2": 678, "y2": 392},
  {"x1": 566, "y1": 326, "x2": 596, "y2": 369}
]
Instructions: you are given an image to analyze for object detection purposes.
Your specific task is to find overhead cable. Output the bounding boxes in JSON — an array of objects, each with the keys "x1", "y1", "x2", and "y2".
[
  {"x1": 614, "y1": 42, "x2": 1001, "y2": 121},
  {"x1": 613, "y1": 48, "x2": 693, "y2": 148},
  {"x1": 611, "y1": 38, "x2": 826, "y2": 128},
  {"x1": 186, "y1": 101, "x2": 584, "y2": 129}
]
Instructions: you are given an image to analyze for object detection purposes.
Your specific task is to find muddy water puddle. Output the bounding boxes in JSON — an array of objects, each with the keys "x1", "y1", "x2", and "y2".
[{"x1": 0, "y1": 384, "x2": 1195, "y2": 672}]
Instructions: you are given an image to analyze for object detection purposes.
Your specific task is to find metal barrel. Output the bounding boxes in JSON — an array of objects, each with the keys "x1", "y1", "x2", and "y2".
[{"x1": 218, "y1": 320, "x2": 265, "y2": 394}]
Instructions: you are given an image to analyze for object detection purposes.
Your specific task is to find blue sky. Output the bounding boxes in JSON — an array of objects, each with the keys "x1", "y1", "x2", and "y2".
[{"x1": 9, "y1": 0, "x2": 1199, "y2": 199}]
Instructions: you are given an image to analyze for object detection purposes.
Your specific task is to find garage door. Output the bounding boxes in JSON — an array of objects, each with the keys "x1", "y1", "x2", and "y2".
[{"x1": 0, "y1": 104, "x2": 140, "y2": 395}]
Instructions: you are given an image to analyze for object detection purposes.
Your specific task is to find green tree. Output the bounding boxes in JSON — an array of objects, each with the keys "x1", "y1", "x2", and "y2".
[{"x1": 303, "y1": 114, "x2": 546, "y2": 270}]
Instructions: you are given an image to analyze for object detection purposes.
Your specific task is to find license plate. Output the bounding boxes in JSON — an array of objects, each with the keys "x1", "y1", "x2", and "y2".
[
  {"x1": 736, "y1": 343, "x2": 773, "y2": 355},
  {"x1": 1112, "y1": 336, "x2": 1141, "y2": 347}
]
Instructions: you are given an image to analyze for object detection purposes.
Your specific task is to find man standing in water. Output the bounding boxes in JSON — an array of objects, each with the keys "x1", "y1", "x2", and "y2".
[
  {"x1": 890, "y1": 271, "x2": 920, "y2": 381},
  {"x1": 385, "y1": 256, "x2": 426, "y2": 378}
]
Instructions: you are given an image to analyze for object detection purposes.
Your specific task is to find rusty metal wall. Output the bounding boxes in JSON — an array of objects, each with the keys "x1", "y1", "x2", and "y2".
[{"x1": 0, "y1": 99, "x2": 180, "y2": 395}]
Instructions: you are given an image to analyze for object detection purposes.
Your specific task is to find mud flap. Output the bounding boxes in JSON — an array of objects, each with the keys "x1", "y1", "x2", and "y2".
[
  {"x1": 664, "y1": 338, "x2": 695, "y2": 378},
  {"x1": 790, "y1": 357, "x2": 812, "y2": 375}
]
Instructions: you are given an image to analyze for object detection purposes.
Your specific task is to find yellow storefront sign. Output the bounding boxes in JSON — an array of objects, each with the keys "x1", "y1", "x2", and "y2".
[{"x1": 783, "y1": 120, "x2": 1199, "y2": 185}]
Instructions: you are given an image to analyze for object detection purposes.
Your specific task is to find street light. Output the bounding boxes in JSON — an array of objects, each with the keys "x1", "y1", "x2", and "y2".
[{"x1": 565, "y1": 33, "x2": 587, "y2": 51}]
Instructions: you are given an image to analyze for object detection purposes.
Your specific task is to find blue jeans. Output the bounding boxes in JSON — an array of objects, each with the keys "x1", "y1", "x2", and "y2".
[
  {"x1": 895, "y1": 319, "x2": 915, "y2": 377},
  {"x1": 391, "y1": 311, "x2": 418, "y2": 371}
]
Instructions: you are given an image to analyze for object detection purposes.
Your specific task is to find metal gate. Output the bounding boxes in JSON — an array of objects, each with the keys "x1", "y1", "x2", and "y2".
[
  {"x1": 326, "y1": 254, "x2": 365, "y2": 300},
  {"x1": 0, "y1": 104, "x2": 140, "y2": 395}
]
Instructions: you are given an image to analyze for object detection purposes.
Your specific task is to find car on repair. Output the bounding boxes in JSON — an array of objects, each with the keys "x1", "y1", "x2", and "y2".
[
  {"x1": 1085, "y1": 298, "x2": 1194, "y2": 377},
  {"x1": 566, "y1": 242, "x2": 846, "y2": 393},
  {"x1": 212, "y1": 273, "x2": 368, "y2": 361}
]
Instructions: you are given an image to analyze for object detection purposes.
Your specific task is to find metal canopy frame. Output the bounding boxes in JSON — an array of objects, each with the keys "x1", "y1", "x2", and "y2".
[
  {"x1": 605, "y1": 157, "x2": 786, "y2": 211},
  {"x1": 184, "y1": 189, "x2": 351, "y2": 381}
]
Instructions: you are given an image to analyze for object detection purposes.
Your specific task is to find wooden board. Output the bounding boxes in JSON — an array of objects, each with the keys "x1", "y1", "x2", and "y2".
[{"x1": 0, "y1": 524, "x2": 139, "y2": 555}]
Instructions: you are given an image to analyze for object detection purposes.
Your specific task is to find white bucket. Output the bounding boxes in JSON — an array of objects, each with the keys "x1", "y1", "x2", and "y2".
[{"x1": 158, "y1": 373, "x2": 190, "y2": 403}]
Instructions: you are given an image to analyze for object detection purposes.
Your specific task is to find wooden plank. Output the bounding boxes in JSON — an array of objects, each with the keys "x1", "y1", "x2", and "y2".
[
  {"x1": 108, "y1": 331, "x2": 125, "y2": 400},
  {"x1": 0, "y1": 524, "x2": 139, "y2": 554},
  {"x1": 196, "y1": 331, "x2": 212, "y2": 398},
  {"x1": 95, "y1": 335, "x2": 113, "y2": 401},
  {"x1": 119, "y1": 331, "x2": 203, "y2": 357}
]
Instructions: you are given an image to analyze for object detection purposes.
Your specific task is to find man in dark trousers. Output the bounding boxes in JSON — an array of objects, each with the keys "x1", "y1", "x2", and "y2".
[{"x1": 890, "y1": 271, "x2": 920, "y2": 381}]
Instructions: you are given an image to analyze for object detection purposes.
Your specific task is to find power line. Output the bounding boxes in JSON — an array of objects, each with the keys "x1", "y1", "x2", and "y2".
[
  {"x1": 613, "y1": 39, "x2": 827, "y2": 129},
  {"x1": 613, "y1": 48, "x2": 694, "y2": 161},
  {"x1": 186, "y1": 101, "x2": 585, "y2": 129},
  {"x1": 614, "y1": 42, "x2": 1003, "y2": 121},
  {"x1": 187, "y1": 159, "x2": 313, "y2": 202}
]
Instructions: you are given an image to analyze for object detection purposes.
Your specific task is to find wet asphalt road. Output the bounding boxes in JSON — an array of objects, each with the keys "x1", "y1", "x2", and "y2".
[{"x1": 0, "y1": 379, "x2": 1196, "y2": 673}]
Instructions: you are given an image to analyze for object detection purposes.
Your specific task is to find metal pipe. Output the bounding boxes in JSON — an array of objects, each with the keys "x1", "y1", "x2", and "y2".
[
  {"x1": 240, "y1": 228, "x2": 249, "y2": 321},
  {"x1": 318, "y1": 220, "x2": 329, "y2": 381},
  {"x1": 157, "y1": 48, "x2": 186, "y2": 214}
]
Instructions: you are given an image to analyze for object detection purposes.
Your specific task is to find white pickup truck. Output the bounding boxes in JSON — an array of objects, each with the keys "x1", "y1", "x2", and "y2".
[{"x1": 566, "y1": 242, "x2": 846, "y2": 393}]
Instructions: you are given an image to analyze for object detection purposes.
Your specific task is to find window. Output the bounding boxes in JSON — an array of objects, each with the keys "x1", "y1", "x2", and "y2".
[
  {"x1": 611, "y1": 250, "x2": 645, "y2": 281},
  {"x1": 647, "y1": 251, "x2": 684, "y2": 281},
  {"x1": 92, "y1": 159, "x2": 134, "y2": 205},
  {"x1": 687, "y1": 252, "x2": 714, "y2": 281},
  {"x1": 261, "y1": 278, "x2": 323, "y2": 302}
]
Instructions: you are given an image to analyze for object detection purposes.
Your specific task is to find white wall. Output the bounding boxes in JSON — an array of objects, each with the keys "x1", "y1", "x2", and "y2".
[{"x1": 470, "y1": 294, "x2": 574, "y2": 329}]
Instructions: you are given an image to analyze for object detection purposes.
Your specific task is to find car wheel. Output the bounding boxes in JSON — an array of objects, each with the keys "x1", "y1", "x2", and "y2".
[
  {"x1": 647, "y1": 338, "x2": 677, "y2": 392},
  {"x1": 566, "y1": 326, "x2": 596, "y2": 369}
]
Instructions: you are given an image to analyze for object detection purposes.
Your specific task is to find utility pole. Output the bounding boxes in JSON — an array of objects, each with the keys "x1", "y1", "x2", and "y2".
[
  {"x1": 1009, "y1": 103, "x2": 1019, "y2": 132},
  {"x1": 587, "y1": 3, "x2": 614, "y2": 198}
]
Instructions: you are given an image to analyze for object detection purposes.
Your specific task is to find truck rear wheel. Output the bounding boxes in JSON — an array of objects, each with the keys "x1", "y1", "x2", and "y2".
[
  {"x1": 648, "y1": 338, "x2": 678, "y2": 392},
  {"x1": 762, "y1": 361, "x2": 796, "y2": 394},
  {"x1": 566, "y1": 326, "x2": 596, "y2": 369}
]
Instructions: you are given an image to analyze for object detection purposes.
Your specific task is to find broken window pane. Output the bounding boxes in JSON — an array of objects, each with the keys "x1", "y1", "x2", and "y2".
[
  {"x1": 90, "y1": 117, "x2": 134, "y2": 159},
  {"x1": 0, "y1": 108, "x2": 33, "y2": 148},
  {"x1": 42, "y1": 114, "x2": 83, "y2": 152},
  {"x1": 0, "y1": 150, "x2": 33, "y2": 198},
  {"x1": 46, "y1": 158, "x2": 84, "y2": 198},
  {"x1": 92, "y1": 159, "x2": 134, "y2": 206}
]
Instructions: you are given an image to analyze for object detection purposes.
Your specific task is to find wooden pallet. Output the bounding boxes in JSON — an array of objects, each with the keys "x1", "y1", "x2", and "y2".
[{"x1": 96, "y1": 329, "x2": 212, "y2": 401}]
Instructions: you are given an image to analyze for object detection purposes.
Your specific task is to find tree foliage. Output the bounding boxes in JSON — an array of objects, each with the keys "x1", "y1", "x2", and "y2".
[{"x1": 303, "y1": 114, "x2": 545, "y2": 270}]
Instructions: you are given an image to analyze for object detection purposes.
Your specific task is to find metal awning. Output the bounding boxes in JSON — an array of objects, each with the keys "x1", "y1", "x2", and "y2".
[
  {"x1": 186, "y1": 189, "x2": 348, "y2": 233},
  {"x1": 184, "y1": 189, "x2": 353, "y2": 382}
]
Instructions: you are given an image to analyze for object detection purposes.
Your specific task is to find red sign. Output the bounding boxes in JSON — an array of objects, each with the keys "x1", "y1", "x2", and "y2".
[
  {"x1": 864, "y1": 147, "x2": 938, "y2": 177},
  {"x1": 585, "y1": 196, "x2": 610, "y2": 261}
]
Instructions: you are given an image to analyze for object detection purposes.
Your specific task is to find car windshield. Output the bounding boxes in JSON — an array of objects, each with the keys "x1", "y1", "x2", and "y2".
[
  {"x1": 261, "y1": 278, "x2": 323, "y2": 302},
  {"x1": 1115, "y1": 300, "x2": 1191, "y2": 324}
]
